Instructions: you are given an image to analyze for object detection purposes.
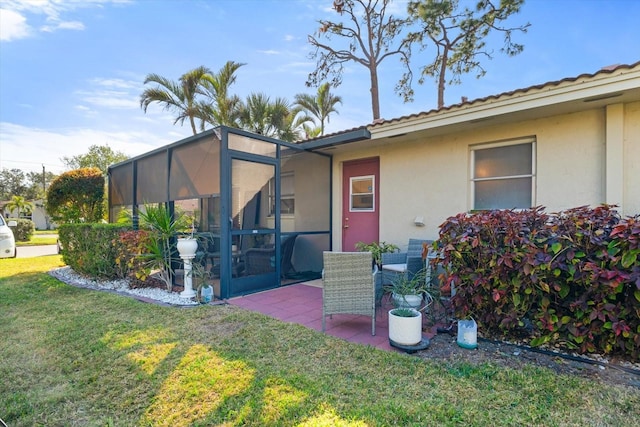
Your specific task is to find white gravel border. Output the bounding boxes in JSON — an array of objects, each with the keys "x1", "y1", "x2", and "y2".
[{"x1": 49, "y1": 266, "x2": 199, "y2": 306}]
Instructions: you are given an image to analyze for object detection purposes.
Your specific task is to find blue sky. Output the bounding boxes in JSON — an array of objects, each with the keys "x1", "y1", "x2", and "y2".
[{"x1": 1, "y1": 0, "x2": 639, "y2": 175}]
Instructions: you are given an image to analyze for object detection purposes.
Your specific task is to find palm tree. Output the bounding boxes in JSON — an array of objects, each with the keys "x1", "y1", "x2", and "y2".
[
  {"x1": 302, "y1": 124, "x2": 322, "y2": 140},
  {"x1": 238, "y1": 93, "x2": 277, "y2": 137},
  {"x1": 140, "y1": 66, "x2": 212, "y2": 135},
  {"x1": 295, "y1": 80, "x2": 342, "y2": 136},
  {"x1": 264, "y1": 97, "x2": 294, "y2": 139},
  {"x1": 5, "y1": 195, "x2": 33, "y2": 218},
  {"x1": 277, "y1": 106, "x2": 314, "y2": 143},
  {"x1": 197, "y1": 95, "x2": 243, "y2": 130},
  {"x1": 198, "y1": 61, "x2": 245, "y2": 128},
  {"x1": 238, "y1": 94, "x2": 312, "y2": 142}
]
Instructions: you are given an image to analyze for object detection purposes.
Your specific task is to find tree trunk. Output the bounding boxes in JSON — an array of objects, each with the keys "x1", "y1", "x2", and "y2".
[
  {"x1": 437, "y1": 50, "x2": 449, "y2": 109},
  {"x1": 370, "y1": 65, "x2": 381, "y2": 120},
  {"x1": 189, "y1": 115, "x2": 198, "y2": 135}
]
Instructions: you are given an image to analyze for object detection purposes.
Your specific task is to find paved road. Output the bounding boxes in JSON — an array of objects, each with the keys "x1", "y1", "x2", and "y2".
[{"x1": 16, "y1": 245, "x2": 59, "y2": 258}]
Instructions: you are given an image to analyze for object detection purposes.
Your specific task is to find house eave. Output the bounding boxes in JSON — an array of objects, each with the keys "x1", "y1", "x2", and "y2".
[
  {"x1": 298, "y1": 127, "x2": 371, "y2": 151},
  {"x1": 369, "y1": 64, "x2": 640, "y2": 140}
]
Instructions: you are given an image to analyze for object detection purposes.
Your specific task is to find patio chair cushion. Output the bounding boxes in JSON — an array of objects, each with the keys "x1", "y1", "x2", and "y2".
[
  {"x1": 381, "y1": 239, "x2": 433, "y2": 285},
  {"x1": 381, "y1": 263, "x2": 406, "y2": 273}
]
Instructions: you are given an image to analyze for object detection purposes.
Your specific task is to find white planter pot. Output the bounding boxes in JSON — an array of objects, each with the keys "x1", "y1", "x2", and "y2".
[
  {"x1": 388, "y1": 308, "x2": 422, "y2": 345},
  {"x1": 392, "y1": 293, "x2": 423, "y2": 309},
  {"x1": 177, "y1": 237, "x2": 198, "y2": 258}
]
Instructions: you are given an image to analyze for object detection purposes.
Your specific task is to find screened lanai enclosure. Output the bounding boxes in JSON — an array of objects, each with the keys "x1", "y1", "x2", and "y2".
[{"x1": 108, "y1": 127, "x2": 332, "y2": 299}]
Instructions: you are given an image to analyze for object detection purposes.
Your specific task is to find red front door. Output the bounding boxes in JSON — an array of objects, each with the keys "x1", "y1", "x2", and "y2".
[{"x1": 342, "y1": 157, "x2": 380, "y2": 251}]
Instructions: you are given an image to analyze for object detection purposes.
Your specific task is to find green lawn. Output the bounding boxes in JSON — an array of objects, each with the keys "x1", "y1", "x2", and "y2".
[
  {"x1": 32, "y1": 230, "x2": 58, "y2": 235},
  {"x1": 15, "y1": 230, "x2": 58, "y2": 246},
  {"x1": 1, "y1": 256, "x2": 639, "y2": 427}
]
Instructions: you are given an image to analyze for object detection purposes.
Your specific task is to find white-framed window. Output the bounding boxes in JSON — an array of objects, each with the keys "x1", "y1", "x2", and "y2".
[
  {"x1": 269, "y1": 172, "x2": 294, "y2": 215},
  {"x1": 470, "y1": 138, "x2": 536, "y2": 210},
  {"x1": 350, "y1": 175, "x2": 375, "y2": 212}
]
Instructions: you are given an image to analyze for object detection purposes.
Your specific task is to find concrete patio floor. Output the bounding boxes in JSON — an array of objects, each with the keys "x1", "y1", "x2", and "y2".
[{"x1": 229, "y1": 280, "x2": 440, "y2": 353}]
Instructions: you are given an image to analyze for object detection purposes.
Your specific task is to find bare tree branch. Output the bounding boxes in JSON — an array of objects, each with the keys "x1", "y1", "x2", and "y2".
[{"x1": 307, "y1": 0, "x2": 414, "y2": 120}]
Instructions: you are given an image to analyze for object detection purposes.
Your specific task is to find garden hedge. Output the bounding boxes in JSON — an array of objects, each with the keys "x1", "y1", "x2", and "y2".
[
  {"x1": 10, "y1": 218, "x2": 35, "y2": 242},
  {"x1": 58, "y1": 223, "x2": 131, "y2": 279},
  {"x1": 436, "y1": 205, "x2": 639, "y2": 358}
]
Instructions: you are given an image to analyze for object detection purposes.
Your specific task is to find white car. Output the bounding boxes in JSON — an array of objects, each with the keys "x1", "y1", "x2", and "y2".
[{"x1": 0, "y1": 214, "x2": 17, "y2": 258}]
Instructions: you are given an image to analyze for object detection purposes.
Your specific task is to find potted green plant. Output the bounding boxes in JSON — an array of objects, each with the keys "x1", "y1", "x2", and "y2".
[
  {"x1": 190, "y1": 260, "x2": 213, "y2": 303},
  {"x1": 383, "y1": 268, "x2": 434, "y2": 310},
  {"x1": 356, "y1": 241, "x2": 399, "y2": 303},
  {"x1": 177, "y1": 219, "x2": 198, "y2": 257},
  {"x1": 197, "y1": 281, "x2": 214, "y2": 304},
  {"x1": 355, "y1": 241, "x2": 399, "y2": 268},
  {"x1": 388, "y1": 307, "x2": 422, "y2": 345}
]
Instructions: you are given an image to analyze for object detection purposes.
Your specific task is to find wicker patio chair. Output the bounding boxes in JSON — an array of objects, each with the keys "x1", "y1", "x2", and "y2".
[{"x1": 322, "y1": 251, "x2": 378, "y2": 335}]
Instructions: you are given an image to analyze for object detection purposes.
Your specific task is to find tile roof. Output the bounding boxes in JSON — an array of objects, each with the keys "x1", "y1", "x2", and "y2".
[
  {"x1": 369, "y1": 61, "x2": 640, "y2": 128},
  {"x1": 303, "y1": 61, "x2": 639, "y2": 143}
]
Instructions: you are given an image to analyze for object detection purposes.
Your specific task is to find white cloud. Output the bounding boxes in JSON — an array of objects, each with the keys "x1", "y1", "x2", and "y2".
[
  {"x1": 75, "y1": 89, "x2": 139, "y2": 109},
  {"x1": 0, "y1": 0, "x2": 131, "y2": 41},
  {"x1": 41, "y1": 20, "x2": 85, "y2": 32},
  {"x1": 73, "y1": 104, "x2": 98, "y2": 119},
  {"x1": 90, "y1": 77, "x2": 139, "y2": 89},
  {"x1": 75, "y1": 76, "x2": 143, "y2": 109},
  {"x1": 258, "y1": 49, "x2": 280, "y2": 55},
  {"x1": 0, "y1": 8, "x2": 31, "y2": 41},
  {"x1": 0, "y1": 121, "x2": 178, "y2": 175}
]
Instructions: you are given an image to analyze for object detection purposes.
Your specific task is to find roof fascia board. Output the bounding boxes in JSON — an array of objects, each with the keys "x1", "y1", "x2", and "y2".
[
  {"x1": 298, "y1": 128, "x2": 371, "y2": 150},
  {"x1": 370, "y1": 67, "x2": 640, "y2": 140}
]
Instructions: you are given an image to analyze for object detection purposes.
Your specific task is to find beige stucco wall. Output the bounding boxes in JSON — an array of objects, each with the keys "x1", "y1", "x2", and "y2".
[
  {"x1": 331, "y1": 103, "x2": 638, "y2": 251},
  {"x1": 535, "y1": 109, "x2": 605, "y2": 210},
  {"x1": 624, "y1": 101, "x2": 640, "y2": 215}
]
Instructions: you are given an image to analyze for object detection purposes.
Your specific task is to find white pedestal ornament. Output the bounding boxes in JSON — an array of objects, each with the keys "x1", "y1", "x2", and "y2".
[{"x1": 177, "y1": 237, "x2": 198, "y2": 299}]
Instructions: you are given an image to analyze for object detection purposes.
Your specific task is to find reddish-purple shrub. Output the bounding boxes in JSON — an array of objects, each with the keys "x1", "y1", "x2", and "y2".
[
  {"x1": 438, "y1": 207, "x2": 550, "y2": 336},
  {"x1": 436, "y1": 205, "x2": 639, "y2": 359}
]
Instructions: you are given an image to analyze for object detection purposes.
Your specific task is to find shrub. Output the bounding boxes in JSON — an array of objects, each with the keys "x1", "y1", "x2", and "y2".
[
  {"x1": 10, "y1": 218, "x2": 35, "y2": 242},
  {"x1": 538, "y1": 207, "x2": 639, "y2": 355},
  {"x1": 137, "y1": 203, "x2": 189, "y2": 292},
  {"x1": 46, "y1": 168, "x2": 104, "y2": 223},
  {"x1": 437, "y1": 205, "x2": 639, "y2": 358},
  {"x1": 114, "y1": 230, "x2": 152, "y2": 282},
  {"x1": 438, "y1": 207, "x2": 550, "y2": 336},
  {"x1": 59, "y1": 223, "x2": 131, "y2": 278}
]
